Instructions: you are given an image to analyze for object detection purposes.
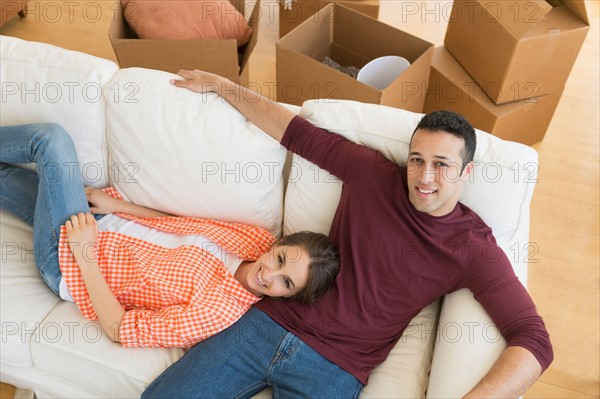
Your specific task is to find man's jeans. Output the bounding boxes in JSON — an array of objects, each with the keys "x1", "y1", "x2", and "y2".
[
  {"x1": 142, "y1": 307, "x2": 363, "y2": 399},
  {"x1": 0, "y1": 123, "x2": 90, "y2": 294}
]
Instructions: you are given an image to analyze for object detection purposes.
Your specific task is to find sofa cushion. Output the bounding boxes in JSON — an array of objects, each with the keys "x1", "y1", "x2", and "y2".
[
  {"x1": 426, "y1": 288, "x2": 506, "y2": 398},
  {"x1": 122, "y1": 0, "x2": 252, "y2": 46},
  {"x1": 0, "y1": 211, "x2": 61, "y2": 368},
  {"x1": 30, "y1": 302, "x2": 184, "y2": 398},
  {"x1": 360, "y1": 299, "x2": 440, "y2": 398},
  {"x1": 105, "y1": 67, "x2": 288, "y2": 236},
  {"x1": 0, "y1": 35, "x2": 118, "y2": 187}
]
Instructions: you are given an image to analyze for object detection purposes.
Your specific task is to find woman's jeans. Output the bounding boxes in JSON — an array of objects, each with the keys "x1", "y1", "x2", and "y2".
[
  {"x1": 142, "y1": 307, "x2": 363, "y2": 399},
  {"x1": 0, "y1": 123, "x2": 90, "y2": 295}
]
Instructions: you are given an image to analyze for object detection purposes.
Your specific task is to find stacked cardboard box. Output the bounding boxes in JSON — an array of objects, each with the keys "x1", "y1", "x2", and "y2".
[
  {"x1": 108, "y1": 0, "x2": 260, "y2": 85},
  {"x1": 425, "y1": 0, "x2": 589, "y2": 144},
  {"x1": 276, "y1": 3, "x2": 434, "y2": 112},
  {"x1": 425, "y1": 47, "x2": 563, "y2": 144}
]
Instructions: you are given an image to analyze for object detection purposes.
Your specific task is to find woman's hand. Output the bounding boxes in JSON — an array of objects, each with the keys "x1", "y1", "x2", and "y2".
[
  {"x1": 65, "y1": 212, "x2": 98, "y2": 264},
  {"x1": 86, "y1": 187, "x2": 121, "y2": 215},
  {"x1": 170, "y1": 69, "x2": 227, "y2": 94},
  {"x1": 65, "y1": 212, "x2": 125, "y2": 343}
]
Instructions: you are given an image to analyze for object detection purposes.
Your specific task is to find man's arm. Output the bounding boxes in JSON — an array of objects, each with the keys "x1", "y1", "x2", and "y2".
[
  {"x1": 171, "y1": 70, "x2": 295, "y2": 143},
  {"x1": 463, "y1": 239, "x2": 552, "y2": 398},
  {"x1": 172, "y1": 70, "x2": 387, "y2": 183},
  {"x1": 464, "y1": 346, "x2": 542, "y2": 398}
]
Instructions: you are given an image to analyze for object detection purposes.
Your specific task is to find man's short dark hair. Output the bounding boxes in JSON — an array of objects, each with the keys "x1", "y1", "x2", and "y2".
[{"x1": 411, "y1": 111, "x2": 477, "y2": 170}]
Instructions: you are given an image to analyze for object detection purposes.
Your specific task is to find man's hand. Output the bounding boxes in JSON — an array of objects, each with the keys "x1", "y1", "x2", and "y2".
[
  {"x1": 170, "y1": 69, "x2": 227, "y2": 94},
  {"x1": 65, "y1": 212, "x2": 98, "y2": 264},
  {"x1": 170, "y1": 69, "x2": 295, "y2": 143}
]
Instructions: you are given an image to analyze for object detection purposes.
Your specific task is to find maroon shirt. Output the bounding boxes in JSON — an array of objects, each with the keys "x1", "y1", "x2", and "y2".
[{"x1": 257, "y1": 116, "x2": 552, "y2": 384}]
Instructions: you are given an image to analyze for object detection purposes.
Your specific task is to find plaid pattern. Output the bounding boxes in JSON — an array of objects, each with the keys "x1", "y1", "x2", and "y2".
[{"x1": 58, "y1": 187, "x2": 275, "y2": 348}]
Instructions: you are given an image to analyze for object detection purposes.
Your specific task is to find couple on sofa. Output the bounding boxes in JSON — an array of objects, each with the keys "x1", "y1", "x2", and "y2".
[{"x1": 0, "y1": 69, "x2": 552, "y2": 397}]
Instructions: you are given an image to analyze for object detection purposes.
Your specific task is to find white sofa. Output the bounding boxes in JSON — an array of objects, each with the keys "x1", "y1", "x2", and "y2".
[{"x1": 0, "y1": 36, "x2": 539, "y2": 398}]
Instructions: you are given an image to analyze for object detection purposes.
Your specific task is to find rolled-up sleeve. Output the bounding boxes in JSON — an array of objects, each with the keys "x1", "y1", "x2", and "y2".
[{"x1": 120, "y1": 298, "x2": 250, "y2": 348}]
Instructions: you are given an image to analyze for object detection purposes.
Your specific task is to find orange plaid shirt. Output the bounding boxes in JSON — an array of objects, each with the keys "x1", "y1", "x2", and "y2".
[{"x1": 58, "y1": 187, "x2": 275, "y2": 348}]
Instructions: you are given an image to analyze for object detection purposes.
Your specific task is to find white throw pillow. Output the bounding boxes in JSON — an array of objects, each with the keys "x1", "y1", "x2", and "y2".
[
  {"x1": 105, "y1": 68, "x2": 288, "y2": 235},
  {"x1": 0, "y1": 35, "x2": 118, "y2": 187}
]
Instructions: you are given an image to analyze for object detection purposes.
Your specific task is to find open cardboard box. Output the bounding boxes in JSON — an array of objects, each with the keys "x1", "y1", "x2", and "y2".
[
  {"x1": 276, "y1": 2, "x2": 434, "y2": 112},
  {"x1": 279, "y1": 0, "x2": 380, "y2": 38},
  {"x1": 108, "y1": 0, "x2": 260, "y2": 85},
  {"x1": 445, "y1": 0, "x2": 589, "y2": 104},
  {"x1": 424, "y1": 46, "x2": 563, "y2": 145}
]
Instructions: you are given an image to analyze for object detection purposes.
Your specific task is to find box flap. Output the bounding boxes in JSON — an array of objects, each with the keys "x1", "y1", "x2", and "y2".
[
  {"x1": 333, "y1": 3, "x2": 433, "y2": 63},
  {"x1": 525, "y1": 4, "x2": 590, "y2": 37},
  {"x1": 110, "y1": 39, "x2": 240, "y2": 79},
  {"x1": 230, "y1": 0, "x2": 246, "y2": 15},
  {"x1": 277, "y1": 2, "x2": 334, "y2": 58},
  {"x1": 239, "y1": 0, "x2": 261, "y2": 82},
  {"x1": 479, "y1": 0, "x2": 553, "y2": 37},
  {"x1": 380, "y1": 45, "x2": 433, "y2": 112},
  {"x1": 430, "y1": 46, "x2": 507, "y2": 114},
  {"x1": 559, "y1": 0, "x2": 589, "y2": 24},
  {"x1": 108, "y1": 0, "x2": 135, "y2": 42},
  {"x1": 278, "y1": 0, "x2": 380, "y2": 38},
  {"x1": 330, "y1": 42, "x2": 370, "y2": 71}
]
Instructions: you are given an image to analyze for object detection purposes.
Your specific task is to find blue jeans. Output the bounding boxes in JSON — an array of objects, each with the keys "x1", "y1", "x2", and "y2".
[
  {"x1": 0, "y1": 123, "x2": 90, "y2": 295},
  {"x1": 142, "y1": 308, "x2": 363, "y2": 399}
]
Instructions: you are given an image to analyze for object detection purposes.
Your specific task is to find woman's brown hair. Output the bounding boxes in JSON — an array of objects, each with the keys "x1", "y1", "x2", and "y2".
[{"x1": 276, "y1": 231, "x2": 340, "y2": 304}]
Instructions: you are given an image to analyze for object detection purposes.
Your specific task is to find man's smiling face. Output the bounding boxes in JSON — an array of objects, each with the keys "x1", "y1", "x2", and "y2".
[{"x1": 407, "y1": 129, "x2": 473, "y2": 217}]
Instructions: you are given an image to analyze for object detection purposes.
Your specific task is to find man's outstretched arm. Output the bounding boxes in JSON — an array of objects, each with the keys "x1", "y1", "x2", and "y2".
[
  {"x1": 463, "y1": 346, "x2": 542, "y2": 398},
  {"x1": 171, "y1": 70, "x2": 295, "y2": 143}
]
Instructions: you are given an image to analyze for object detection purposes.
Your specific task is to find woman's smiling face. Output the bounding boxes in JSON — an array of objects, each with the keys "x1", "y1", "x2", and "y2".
[{"x1": 245, "y1": 244, "x2": 311, "y2": 298}]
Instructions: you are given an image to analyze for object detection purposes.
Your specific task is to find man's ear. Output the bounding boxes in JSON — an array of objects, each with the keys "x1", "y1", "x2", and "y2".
[{"x1": 460, "y1": 161, "x2": 474, "y2": 181}]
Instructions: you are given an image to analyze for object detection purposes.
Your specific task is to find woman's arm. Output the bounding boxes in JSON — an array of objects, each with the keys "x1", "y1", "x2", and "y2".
[
  {"x1": 65, "y1": 212, "x2": 125, "y2": 342},
  {"x1": 86, "y1": 187, "x2": 172, "y2": 218}
]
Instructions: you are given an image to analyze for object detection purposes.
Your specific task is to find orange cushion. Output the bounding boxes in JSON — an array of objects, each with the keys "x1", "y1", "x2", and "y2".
[{"x1": 122, "y1": 0, "x2": 252, "y2": 47}]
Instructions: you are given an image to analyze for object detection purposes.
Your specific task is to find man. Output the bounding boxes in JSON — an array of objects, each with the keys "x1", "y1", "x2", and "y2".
[{"x1": 142, "y1": 70, "x2": 552, "y2": 398}]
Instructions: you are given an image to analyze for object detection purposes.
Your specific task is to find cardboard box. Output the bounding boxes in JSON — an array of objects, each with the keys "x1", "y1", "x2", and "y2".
[
  {"x1": 108, "y1": 0, "x2": 259, "y2": 85},
  {"x1": 445, "y1": 0, "x2": 589, "y2": 104},
  {"x1": 276, "y1": 3, "x2": 434, "y2": 112},
  {"x1": 424, "y1": 47, "x2": 562, "y2": 145},
  {"x1": 279, "y1": 0, "x2": 379, "y2": 38}
]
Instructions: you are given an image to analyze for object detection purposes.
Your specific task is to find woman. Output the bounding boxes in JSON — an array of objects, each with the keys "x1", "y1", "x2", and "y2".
[{"x1": 0, "y1": 123, "x2": 339, "y2": 348}]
